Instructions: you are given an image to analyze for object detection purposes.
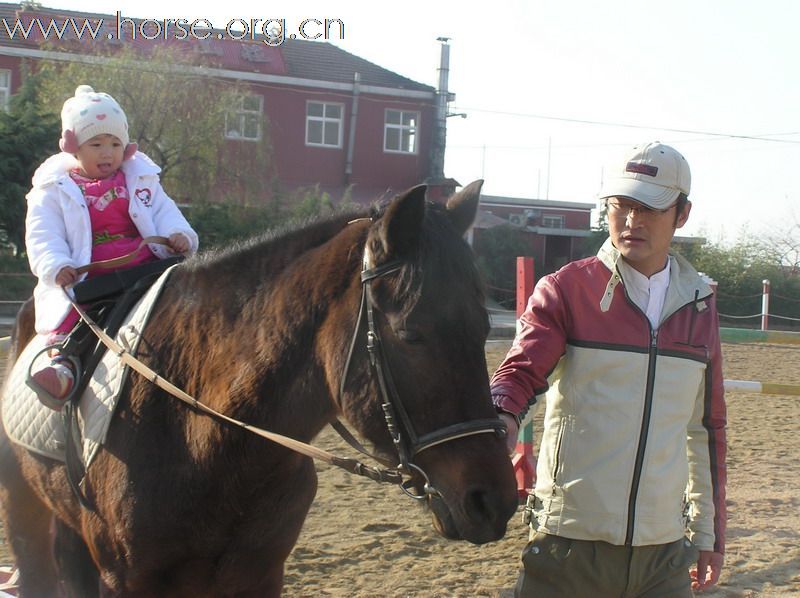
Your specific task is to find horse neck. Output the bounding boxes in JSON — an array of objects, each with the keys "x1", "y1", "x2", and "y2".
[{"x1": 183, "y1": 218, "x2": 368, "y2": 437}]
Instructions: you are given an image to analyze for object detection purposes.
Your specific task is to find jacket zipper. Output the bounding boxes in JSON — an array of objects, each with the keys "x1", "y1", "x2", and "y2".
[
  {"x1": 612, "y1": 264, "x2": 713, "y2": 545},
  {"x1": 551, "y1": 417, "x2": 567, "y2": 494},
  {"x1": 625, "y1": 325, "x2": 659, "y2": 545}
]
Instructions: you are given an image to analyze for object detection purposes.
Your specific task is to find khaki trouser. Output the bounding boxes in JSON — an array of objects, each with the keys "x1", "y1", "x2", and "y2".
[{"x1": 515, "y1": 531, "x2": 699, "y2": 598}]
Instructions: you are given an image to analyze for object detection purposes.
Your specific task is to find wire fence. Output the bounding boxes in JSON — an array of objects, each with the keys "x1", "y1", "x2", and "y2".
[
  {"x1": 485, "y1": 276, "x2": 800, "y2": 331},
  {"x1": 717, "y1": 312, "x2": 800, "y2": 321}
]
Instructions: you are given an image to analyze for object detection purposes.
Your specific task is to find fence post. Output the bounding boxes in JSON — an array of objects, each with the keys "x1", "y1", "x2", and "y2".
[
  {"x1": 761, "y1": 279, "x2": 770, "y2": 331},
  {"x1": 514, "y1": 257, "x2": 536, "y2": 500},
  {"x1": 516, "y1": 257, "x2": 534, "y2": 333}
]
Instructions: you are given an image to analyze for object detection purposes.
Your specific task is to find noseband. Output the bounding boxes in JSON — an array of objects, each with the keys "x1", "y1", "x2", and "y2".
[{"x1": 339, "y1": 252, "x2": 507, "y2": 499}]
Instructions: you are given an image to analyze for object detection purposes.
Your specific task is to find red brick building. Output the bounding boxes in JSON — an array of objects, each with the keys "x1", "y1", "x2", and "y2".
[
  {"x1": 0, "y1": 3, "x2": 451, "y2": 205},
  {"x1": 473, "y1": 194, "x2": 596, "y2": 275}
]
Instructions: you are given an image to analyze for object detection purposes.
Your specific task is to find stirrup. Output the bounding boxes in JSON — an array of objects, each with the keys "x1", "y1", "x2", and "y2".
[{"x1": 25, "y1": 346, "x2": 82, "y2": 410}]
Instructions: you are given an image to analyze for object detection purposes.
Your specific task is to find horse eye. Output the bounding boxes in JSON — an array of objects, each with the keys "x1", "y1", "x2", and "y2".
[{"x1": 396, "y1": 328, "x2": 423, "y2": 343}]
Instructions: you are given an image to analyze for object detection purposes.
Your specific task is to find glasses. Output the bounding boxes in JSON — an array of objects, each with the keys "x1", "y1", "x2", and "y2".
[{"x1": 605, "y1": 199, "x2": 676, "y2": 219}]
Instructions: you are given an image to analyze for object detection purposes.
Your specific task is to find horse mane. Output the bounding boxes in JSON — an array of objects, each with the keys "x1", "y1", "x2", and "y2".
[{"x1": 189, "y1": 207, "x2": 367, "y2": 276}]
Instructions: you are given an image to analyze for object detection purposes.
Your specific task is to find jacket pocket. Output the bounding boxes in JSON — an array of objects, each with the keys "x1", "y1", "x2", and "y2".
[{"x1": 550, "y1": 416, "x2": 571, "y2": 490}]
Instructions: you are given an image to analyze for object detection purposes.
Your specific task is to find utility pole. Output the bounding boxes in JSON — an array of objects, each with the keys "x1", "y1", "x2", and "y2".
[{"x1": 430, "y1": 37, "x2": 451, "y2": 180}]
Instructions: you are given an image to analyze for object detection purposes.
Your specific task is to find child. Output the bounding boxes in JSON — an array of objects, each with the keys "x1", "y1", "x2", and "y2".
[{"x1": 25, "y1": 84, "x2": 199, "y2": 409}]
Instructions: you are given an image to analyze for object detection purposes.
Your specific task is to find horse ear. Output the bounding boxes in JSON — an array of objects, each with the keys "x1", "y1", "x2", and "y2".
[
  {"x1": 380, "y1": 184, "x2": 426, "y2": 258},
  {"x1": 446, "y1": 179, "x2": 483, "y2": 235}
]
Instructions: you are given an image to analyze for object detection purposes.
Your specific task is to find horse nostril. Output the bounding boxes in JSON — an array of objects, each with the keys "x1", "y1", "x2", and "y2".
[{"x1": 465, "y1": 487, "x2": 496, "y2": 523}]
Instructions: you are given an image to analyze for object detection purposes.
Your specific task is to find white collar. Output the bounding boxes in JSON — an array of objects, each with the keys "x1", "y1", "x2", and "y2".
[{"x1": 617, "y1": 258, "x2": 672, "y2": 328}]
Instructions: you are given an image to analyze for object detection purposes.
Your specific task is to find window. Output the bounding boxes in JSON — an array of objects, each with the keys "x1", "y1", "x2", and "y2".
[
  {"x1": 542, "y1": 215, "x2": 565, "y2": 229},
  {"x1": 384, "y1": 109, "x2": 418, "y2": 154},
  {"x1": 0, "y1": 70, "x2": 10, "y2": 111},
  {"x1": 225, "y1": 95, "x2": 263, "y2": 141},
  {"x1": 306, "y1": 101, "x2": 343, "y2": 147}
]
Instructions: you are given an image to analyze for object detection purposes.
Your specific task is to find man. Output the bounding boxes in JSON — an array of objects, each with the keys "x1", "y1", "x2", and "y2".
[{"x1": 491, "y1": 142, "x2": 727, "y2": 596}]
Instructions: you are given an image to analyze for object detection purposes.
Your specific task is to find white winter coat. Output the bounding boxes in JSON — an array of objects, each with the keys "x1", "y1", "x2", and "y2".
[{"x1": 25, "y1": 151, "x2": 199, "y2": 334}]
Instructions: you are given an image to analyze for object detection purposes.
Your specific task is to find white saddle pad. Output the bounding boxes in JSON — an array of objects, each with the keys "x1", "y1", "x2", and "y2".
[{"x1": 1, "y1": 266, "x2": 177, "y2": 465}]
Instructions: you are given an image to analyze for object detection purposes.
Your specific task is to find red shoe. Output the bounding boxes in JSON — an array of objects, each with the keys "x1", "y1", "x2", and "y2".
[{"x1": 31, "y1": 360, "x2": 75, "y2": 410}]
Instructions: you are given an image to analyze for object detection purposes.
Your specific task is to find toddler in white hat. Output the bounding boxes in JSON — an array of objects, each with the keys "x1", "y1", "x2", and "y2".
[{"x1": 24, "y1": 85, "x2": 199, "y2": 409}]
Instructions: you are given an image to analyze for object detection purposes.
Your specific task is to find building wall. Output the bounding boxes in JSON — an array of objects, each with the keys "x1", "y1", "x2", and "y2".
[
  {"x1": 0, "y1": 54, "x2": 20, "y2": 91},
  {"x1": 259, "y1": 82, "x2": 435, "y2": 198},
  {"x1": 484, "y1": 204, "x2": 591, "y2": 229}
]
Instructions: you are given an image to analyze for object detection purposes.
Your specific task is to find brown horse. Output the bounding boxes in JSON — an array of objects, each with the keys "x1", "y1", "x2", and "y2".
[{"x1": 0, "y1": 181, "x2": 518, "y2": 597}]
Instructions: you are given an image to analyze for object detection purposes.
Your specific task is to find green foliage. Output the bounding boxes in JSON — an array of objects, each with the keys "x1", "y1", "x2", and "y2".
[
  {"x1": 474, "y1": 226, "x2": 533, "y2": 307},
  {"x1": 185, "y1": 203, "x2": 279, "y2": 250},
  {"x1": 0, "y1": 69, "x2": 60, "y2": 255},
  {"x1": 291, "y1": 185, "x2": 335, "y2": 221},
  {"x1": 679, "y1": 236, "x2": 800, "y2": 330},
  {"x1": 0, "y1": 253, "x2": 35, "y2": 300},
  {"x1": 185, "y1": 185, "x2": 354, "y2": 251},
  {"x1": 288, "y1": 184, "x2": 358, "y2": 221}
]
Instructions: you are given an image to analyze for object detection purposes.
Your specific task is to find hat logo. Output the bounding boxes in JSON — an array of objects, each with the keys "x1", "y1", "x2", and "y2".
[
  {"x1": 96, "y1": 114, "x2": 107, "y2": 120},
  {"x1": 626, "y1": 162, "x2": 658, "y2": 177}
]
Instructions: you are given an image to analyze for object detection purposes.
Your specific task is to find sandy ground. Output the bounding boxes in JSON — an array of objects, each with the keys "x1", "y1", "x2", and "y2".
[{"x1": 2, "y1": 341, "x2": 799, "y2": 596}]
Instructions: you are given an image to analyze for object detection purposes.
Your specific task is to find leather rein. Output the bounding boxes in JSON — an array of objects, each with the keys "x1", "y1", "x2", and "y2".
[{"x1": 64, "y1": 240, "x2": 506, "y2": 498}]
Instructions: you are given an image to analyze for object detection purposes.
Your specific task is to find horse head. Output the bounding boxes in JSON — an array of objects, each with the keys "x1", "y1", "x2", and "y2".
[{"x1": 334, "y1": 180, "x2": 518, "y2": 544}]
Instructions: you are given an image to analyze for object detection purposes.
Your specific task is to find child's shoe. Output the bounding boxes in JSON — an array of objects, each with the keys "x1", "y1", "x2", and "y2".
[{"x1": 31, "y1": 359, "x2": 75, "y2": 410}]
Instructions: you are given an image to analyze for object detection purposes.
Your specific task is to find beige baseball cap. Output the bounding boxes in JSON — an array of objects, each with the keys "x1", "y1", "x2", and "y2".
[{"x1": 598, "y1": 142, "x2": 691, "y2": 209}]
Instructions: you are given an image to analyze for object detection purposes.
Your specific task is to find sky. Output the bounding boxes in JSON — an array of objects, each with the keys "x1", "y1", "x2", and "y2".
[{"x1": 35, "y1": 0, "x2": 800, "y2": 243}]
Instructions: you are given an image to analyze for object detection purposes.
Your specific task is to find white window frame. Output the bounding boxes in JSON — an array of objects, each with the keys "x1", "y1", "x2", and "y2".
[
  {"x1": 0, "y1": 70, "x2": 11, "y2": 111},
  {"x1": 305, "y1": 101, "x2": 344, "y2": 148},
  {"x1": 225, "y1": 94, "x2": 263, "y2": 141},
  {"x1": 383, "y1": 109, "x2": 419, "y2": 154},
  {"x1": 542, "y1": 214, "x2": 565, "y2": 229}
]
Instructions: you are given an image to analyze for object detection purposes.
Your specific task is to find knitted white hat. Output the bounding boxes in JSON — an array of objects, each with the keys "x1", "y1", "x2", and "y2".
[{"x1": 59, "y1": 85, "x2": 131, "y2": 152}]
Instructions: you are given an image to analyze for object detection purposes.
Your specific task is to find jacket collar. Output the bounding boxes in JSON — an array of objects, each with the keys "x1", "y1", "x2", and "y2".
[
  {"x1": 121, "y1": 151, "x2": 161, "y2": 178},
  {"x1": 597, "y1": 237, "x2": 713, "y2": 315},
  {"x1": 31, "y1": 150, "x2": 160, "y2": 189}
]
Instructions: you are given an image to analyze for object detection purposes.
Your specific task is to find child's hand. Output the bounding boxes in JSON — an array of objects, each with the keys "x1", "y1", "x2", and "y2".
[
  {"x1": 55, "y1": 266, "x2": 78, "y2": 287},
  {"x1": 167, "y1": 233, "x2": 190, "y2": 254}
]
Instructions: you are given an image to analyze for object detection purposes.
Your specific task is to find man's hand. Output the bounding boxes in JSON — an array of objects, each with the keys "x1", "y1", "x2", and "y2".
[
  {"x1": 55, "y1": 266, "x2": 78, "y2": 287},
  {"x1": 691, "y1": 550, "x2": 724, "y2": 592},
  {"x1": 167, "y1": 233, "x2": 190, "y2": 254}
]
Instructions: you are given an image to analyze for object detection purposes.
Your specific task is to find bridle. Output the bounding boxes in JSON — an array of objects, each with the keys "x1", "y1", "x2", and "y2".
[{"x1": 339, "y1": 251, "x2": 508, "y2": 499}]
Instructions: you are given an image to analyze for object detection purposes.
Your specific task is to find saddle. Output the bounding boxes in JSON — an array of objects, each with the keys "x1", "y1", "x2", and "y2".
[
  {"x1": 28, "y1": 257, "x2": 182, "y2": 507},
  {"x1": 28, "y1": 257, "x2": 184, "y2": 402}
]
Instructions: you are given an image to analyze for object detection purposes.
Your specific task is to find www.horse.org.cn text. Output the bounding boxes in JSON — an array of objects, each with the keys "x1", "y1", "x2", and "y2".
[{"x1": 1, "y1": 12, "x2": 346, "y2": 46}]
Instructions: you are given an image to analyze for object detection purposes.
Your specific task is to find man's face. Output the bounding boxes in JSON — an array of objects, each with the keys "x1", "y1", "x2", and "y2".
[{"x1": 606, "y1": 196, "x2": 691, "y2": 276}]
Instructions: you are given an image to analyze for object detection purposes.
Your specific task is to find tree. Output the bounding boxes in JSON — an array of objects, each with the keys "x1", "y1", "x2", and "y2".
[
  {"x1": 474, "y1": 225, "x2": 533, "y2": 307},
  {"x1": 763, "y1": 216, "x2": 800, "y2": 277},
  {"x1": 0, "y1": 68, "x2": 60, "y2": 255},
  {"x1": 34, "y1": 44, "x2": 272, "y2": 206},
  {"x1": 679, "y1": 233, "x2": 800, "y2": 330}
]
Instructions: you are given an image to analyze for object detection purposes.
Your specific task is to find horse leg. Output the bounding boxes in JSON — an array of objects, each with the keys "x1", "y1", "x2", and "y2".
[
  {"x1": 0, "y1": 432, "x2": 61, "y2": 596},
  {"x1": 53, "y1": 518, "x2": 100, "y2": 598},
  {"x1": 251, "y1": 562, "x2": 285, "y2": 598}
]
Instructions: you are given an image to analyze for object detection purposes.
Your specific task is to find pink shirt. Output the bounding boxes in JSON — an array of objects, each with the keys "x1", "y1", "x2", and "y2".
[
  {"x1": 53, "y1": 170, "x2": 158, "y2": 337},
  {"x1": 69, "y1": 169, "x2": 156, "y2": 269}
]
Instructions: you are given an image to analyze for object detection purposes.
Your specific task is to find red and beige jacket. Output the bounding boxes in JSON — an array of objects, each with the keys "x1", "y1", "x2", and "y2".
[{"x1": 491, "y1": 239, "x2": 727, "y2": 553}]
